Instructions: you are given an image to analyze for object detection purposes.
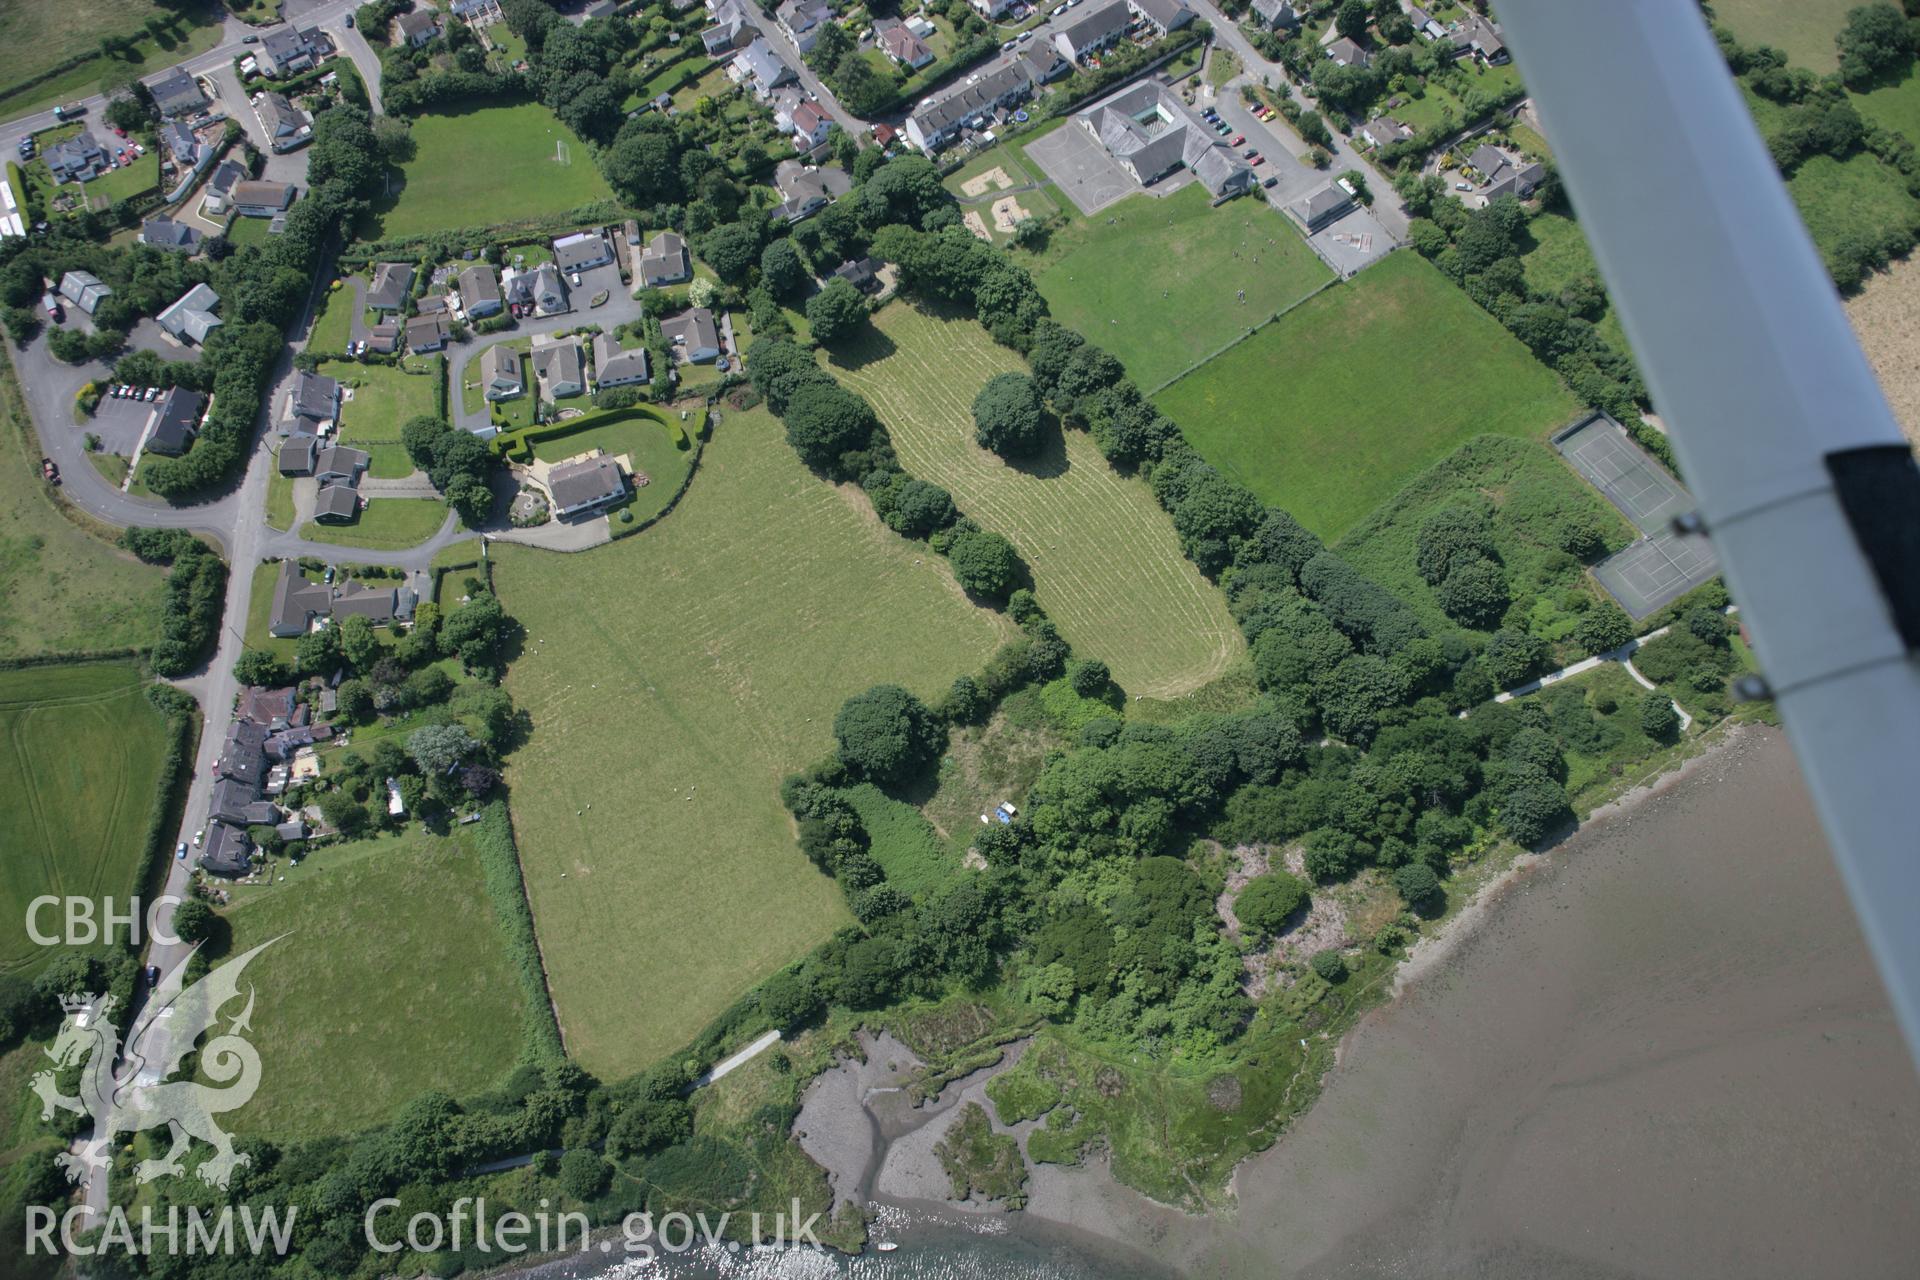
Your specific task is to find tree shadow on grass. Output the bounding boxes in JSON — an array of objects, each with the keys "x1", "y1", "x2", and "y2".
[
  {"x1": 824, "y1": 323, "x2": 896, "y2": 372},
  {"x1": 1001, "y1": 411, "x2": 1070, "y2": 480}
]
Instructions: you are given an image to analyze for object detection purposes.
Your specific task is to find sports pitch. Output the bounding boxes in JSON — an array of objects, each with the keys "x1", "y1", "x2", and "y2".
[
  {"x1": 1155, "y1": 251, "x2": 1580, "y2": 540},
  {"x1": 365, "y1": 101, "x2": 613, "y2": 239},
  {"x1": 492, "y1": 405, "x2": 1013, "y2": 1077},
  {"x1": 0, "y1": 662, "x2": 170, "y2": 978},
  {"x1": 830, "y1": 302, "x2": 1245, "y2": 698},
  {"x1": 1032, "y1": 183, "x2": 1333, "y2": 391}
]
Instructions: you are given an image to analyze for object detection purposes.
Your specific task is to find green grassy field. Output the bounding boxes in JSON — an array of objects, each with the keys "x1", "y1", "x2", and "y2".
[
  {"x1": 491, "y1": 404, "x2": 1014, "y2": 1077},
  {"x1": 0, "y1": 1, "x2": 225, "y2": 120},
  {"x1": 300, "y1": 498, "x2": 449, "y2": 551},
  {"x1": 224, "y1": 214, "x2": 275, "y2": 247},
  {"x1": 831, "y1": 303, "x2": 1245, "y2": 698},
  {"x1": 0, "y1": 663, "x2": 170, "y2": 978},
  {"x1": 844, "y1": 781, "x2": 959, "y2": 899},
  {"x1": 1154, "y1": 251, "x2": 1581, "y2": 540},
  {"x1": 1335, "y1": 434, "x2": 1635, "y2": 644},
  {"x1": 324, "y1": 358, "x2": 442, "y2": 478},
  {"x1": 1711, "y1": 0, "x2": 1854, "y2": 72},
  {"x1": 220, "y1": 829, "x2": 528, "y2": 1138},
  {"x1": 308, "y1": 279, "x2": 358, "y2": 353},
  {"x1": 1031, "y1": 183, "x2": 1332, "y2": 390},
  {"x1": 365, "y1": 101, "x2": 614, "y2": 239},
  {"x1": 0, "y1": 363, "x2": 166, "y2": 657},
  {"x1": 1518, "y1": 210, "x2": 1631, "y2": 354},
  {"x1": 1785, "y1": 151, "x2": 1920, "y2": 279}
]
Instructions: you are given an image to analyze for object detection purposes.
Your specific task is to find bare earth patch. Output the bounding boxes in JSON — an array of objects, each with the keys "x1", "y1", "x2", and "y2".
[
  {"x1": 1215, "y1": 844, "x2": 1350, "y2": 999},
  {"x1": 959, "y1": 166, "x2": 1014, "y2": 198},
  {"x1": 963, "y1": 209, "x2": 991, "y2": 241},
  {"x1": 1846, "y1": 256, "x2": 1920, "y2": 447}
]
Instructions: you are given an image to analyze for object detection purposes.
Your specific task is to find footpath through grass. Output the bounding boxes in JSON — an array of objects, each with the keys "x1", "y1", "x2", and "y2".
[
  {"x1": 492, "y1": 404, "x2": 1013, "y2": 1078},
  {"x1": 0, "y1": 358, "x2": 166, "y2": 657},
  {"x1": 831, "y1": 303, "x2": 1245, "y2": 698},
  {"x1": 364, "y1": 100, "x2": 614, "y2": 240},
  {"x1": 1154, "y1": 251, "x2": 1580, "y2": 540},
  {"x1": 0, "y1": 663, "x2": 170, "y2": 979},
  {"x1": 220, "y1": 828, "x2": 529, "y2": 1139},
  {"x1": 1031, "y1": 184, "x2": 1332, "y2": 390}
]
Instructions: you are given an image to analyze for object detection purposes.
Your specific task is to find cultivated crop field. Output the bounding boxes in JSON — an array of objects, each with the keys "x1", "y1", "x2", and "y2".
[
  {"x1": 1155, "y1": 251, "x2": 1580, "y2": 540},
  {"x1": 0, "y1": 663, "x2": 169, "y2": 978},
  {"x1": 1032, "y1": 183, "x2": 1332, "y2": 390},
  {"x1": 365, "y1": 101, "x2": 614, "y2": 239},
  {"x1": 1847, "y1": 253, "x2": 1920, "y2": 445},
  {"x1": 221, "y1": 830, "x2": 527, "y2": 1138},
  {"x1": 831, "y1": 303, "x2": 1245, "y2": 698},
  {"x1": 492, "y1": 405, "x2": 1013, "y2": 1077}
]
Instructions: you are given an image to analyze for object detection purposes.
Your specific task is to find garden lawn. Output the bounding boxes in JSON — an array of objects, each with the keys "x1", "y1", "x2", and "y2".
[
  {"x1": 324, "y1": 357, "x2": 442, "y2": 478},
  {"x1": 1711, "y1": 0, "x2": 1855, "y2": 72},
  {"x1": 0, "y1": 365, "x2": 165, "y2": 657},
  {"x1": 366, "y1": 100, "x2": 613, "y2": 239},
  {"x1": 219, "y1": 828, "x2": 528, "y2": 1138},
  {"x1": 525, "y1": 409, "x2": 694, "y2": 525},
  {"x1": 301, "y1": 498, "x2": 448, "y2": 551},
  {"x1": 224, "y1": 215, "x2": 274, "y2": 247},
  {"x1": 87, "y1": 152, "x2": 160, "y2": 207},
  {"x1": 491, "y1": 405, "x2": 1013, "y2": 1077},
  {"x1": 0, "y1": 663, "x2": 170, "y2": 979},
  {"x1": 832, "y1": 303, "x2": 1245, "y2": 698},
  {"x1": 242, "y1": 561, "x2": 303, "y2": 665},
  {"x1": 1335, "y1": 434, "x2": 1635, "y2": 643},
  {"x1": 1032, "y1": 183, "x2": 1331, "y2": 390},
  {"x1": 1154, "y1": 251, "x2": 1581, "y2": 540},
  {"x1": 308, "y1": 280, "x2": 358, "y2": 354}
]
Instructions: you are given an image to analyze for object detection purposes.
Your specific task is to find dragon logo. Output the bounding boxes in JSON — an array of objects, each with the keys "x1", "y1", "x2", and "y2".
[{"x1": 32, "y1": 939, "x2": 279, "y2": 1188}]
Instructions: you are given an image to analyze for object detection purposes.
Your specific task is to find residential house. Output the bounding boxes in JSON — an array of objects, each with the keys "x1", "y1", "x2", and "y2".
[
  {"x1": 728, "y1": 38, "x2": 797, "y2": 99},
  {"x1": 773, "y1": 159, "x2": 850, "y2": 222},
  {"x1": 791, "y1": 99, "x2": 833, "y2": 149},
  {"x1": 255, "y1": 26, "x2": 325, "y2": 77},
  {"x1": 1078, "y1": 82, "x2": 1254, "y2": 198},
  {"x1": 1021, "y1": 45, "x2": 1071, "y2": 84},
  {"x1": 546, "y1": 450, "x2": 630, "y2": 519},
  {"x1": 277, "y1": 433, "x2": 319, "y2": 475},
  {"x1": 366, "y1": 320, "x2": 401, "y2": 354},
  {"x1": 312, "y1": 444, "x2": 370, "y2": 485},
  {"x1": 1360, "y1": 115, "x2": 1413, "y2": 149},
  {"x1": 280, "y1": 368, "x2": 339, "y2": 435},
  {"x1": 638, "y1": 230, "x2": 692, "y2": 287},
  {"x1": 367, "y1": 261, "x2": 414, "y2": 311},
  {"x1": 217, "y1": 720, "x2": 269, "y2": 784},
  {"x1": 140, "y1": 217, "x2": 201, "y2": 253},
  {"x1": 1451, "y1": 12, "x2": 1508, "y2": 63},
  {"x1": 1285, "y1": 181, "x2": 1356, "y2": 232},
  {"x1": 200, "y1": 160, "x2": 246, "y2": 216},
  {"x1": 970, "y1": 0, "x2": 1018, "y2": 16},
  {"x1": 147, "y1": 67, "x2": 206, "y2": 119},
  {"x1": 157, "y1": 283, "x2": 222, "y2": 345},
  {"x1": 1471, "y1": 144, "x2": 1546, "y2": 203},
  {"x1": 777, "y1": 0, "x2": 834, "y2": 55},
  {"x1": 1326, "y1": 36, "x2": 1371, "y2": 67},
  {"x1": 661, "y1": 307, "x2": 721, "y2": 363},
  {"x1": 701, "y1": 0, "x2": 759, "y2": 56},
  {"x1": 314, "y1": 484, "x2": 361, "y2": 523},
  {"x1": 406, "y1": 313, "x2": 450, "y2": 353},
  {"x1": 268, "y1": 561, "x2": 331, "y2": 635},
  {"x1": 161, "y1": 121, "x2": 200, "y2": 170},
  {"x1": 905, "y1": 61, "x2": 1035, "y2": 152},
  {"x1": 533, "y1": 341, "x2": 587, "y2": 398},
  {"x1": 832, "y1": 256, "x2": 883, "y2": 294},
  {"x1": 237, "y1": 684, "x2": 299, "y2": 730},
  {"x1": 58, "y1": 271, "x2": 111, "y2": 315},
  {"x1": 262, "y1": 725, "x2": 331, "y2": 763},
  {"x1": 875, "y1": 19, "x2": 933, "y2": 70},
  {"x1": 770, "y1": 86, "x2": 806, "y2": 135},
  {"x1": 507, "y1": 262, "x2": 568, "y2": 313},
  {"x1": 394, "y1": 9, "x2": 442, "y2": 47},
  {"x1": 482, "y1": 344, "x2": 525, "y2": 400},
  {"x1": 230, "y1": 179, "x2": 296, "y2": 217},
  {"x1": 210, "y1": 776, "x2": 280, "y2": 828},
  {"x1": 457, "y1": 264, "x2": 502, "y2": 317},
  {"x1": 591, "y1": 333, "x2": 651, "y2": 389},
  {"x1": 1128, "y1": 0, "x2": 1194, "y2": 36},
  {"x1": 144, "y1": 388, "x2": 204, "y2": 457},
  {"x1": 198, "y1": 822, "x2": 252, "y2": 878},
  {"x1": 1054, "y1": 2, "x2": 1131, "y2": 63},
  {"x1": 1248, "y1": 0, "x2": 1300, "y2": 30},
  {"x1": 44, "y1": 131, "x2": 108, "y2": 184},
  {"x1": 553, "y1": 230, "x2": 614, "y2": 273},
  {"x1": 253, "y1": 92, "x2": 312, "y2": 152},
  {"x1": 332, "y1": 576, "x2": 418, "y2": 625}
]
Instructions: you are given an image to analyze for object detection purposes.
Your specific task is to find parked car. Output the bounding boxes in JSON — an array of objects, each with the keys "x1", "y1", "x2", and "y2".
[
  {"x1": 1263, "y1": 175, "x2": 1279, "y2": 188},
  {"x1": 1230, "y1": 134, "x2": 1244, "y2": 146},
  {"x1": 1249, "y1": 154, "x2": 1265, "y2": 166},
  {"x1": 344, "y1": 12, "x2": 355, "y2": 25},
  {"x1": 193, "y1": 829, "x2": 204, "y2": 846},
  {"x1": 242, "y1": 34, "x2": 259, "y2": 44},
  {"x1": 176, "y1": 841, "x2": 188, "y2": 860},
  {"x1": 569, "y1": 271, "x2": 581, "y2": 286},
  {"x1": 1242, "y1": 147, "x2": 1257, "y2": 158},
  {"x1": 1455, "y1": 181, "x2": 1473, "y2": 191},
  {"x1": 41, "y1": 457, "x2": 59, "y2": 484}
]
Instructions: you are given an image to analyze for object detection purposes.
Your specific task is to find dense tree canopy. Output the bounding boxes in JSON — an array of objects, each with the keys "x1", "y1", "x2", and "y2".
[
  {"x1": 833, "y1": 685, "x2": 944, "y2": 784},
  {"x1": 971, "y1": 372, "x2": 1046, "y2": 457}
]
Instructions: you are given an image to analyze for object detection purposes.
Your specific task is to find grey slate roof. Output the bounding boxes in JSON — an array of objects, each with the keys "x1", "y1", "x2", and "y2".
[
  {"x1": 142, "y1": 217, "x2": 201, "y2": 251},
  {"x1": 592, "y1": 332, "x2": 651, "y2": 385},
  {"x1": 534, "y1": 341, "x2": 586, "y2": 389},
  {"x1": 269, "y1": 561, "x2": 332, "y2": 634},
  {"x1": 145, "y1": 388, "x2": 204, "y2": 456},
  {"x1": 661, "y1": 307, "x2": 720, "y2": 356},
  {"x1": 457, "y1": 264, "x2": 501, "y2": 310},
  {"x1": 547, "y1": 452, "x2": 629, "y2": 515},
  {"x1": 148, "y1": 67, "x2": 207, "y2": 118},
  {"x1": 314, "y1": 483, "x2": 361, "y2": 521},
  {"x1": 1081, "y1": 82, "x2": 1253, "y2": 197},
  {"x1": 639, "y1": 231, "x2": 692, "y2": 286},
  {"x1": 367, "y1": 261, "x2": 414, "y2": 310}
]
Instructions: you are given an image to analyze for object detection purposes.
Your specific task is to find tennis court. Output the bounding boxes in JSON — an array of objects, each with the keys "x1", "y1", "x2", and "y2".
[{"x1": 1556, "y1": 413, "x2": 1720, "y2": 617}]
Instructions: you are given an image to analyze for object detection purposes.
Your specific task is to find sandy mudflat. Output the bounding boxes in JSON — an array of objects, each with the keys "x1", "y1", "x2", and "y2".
[{"x1": 1125, "y1": 726, "x2": 1920, "y2": 1279}]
